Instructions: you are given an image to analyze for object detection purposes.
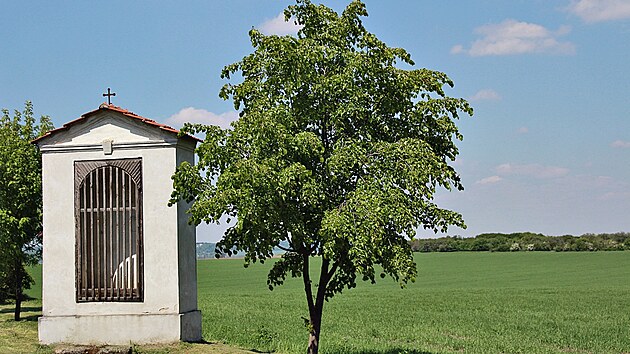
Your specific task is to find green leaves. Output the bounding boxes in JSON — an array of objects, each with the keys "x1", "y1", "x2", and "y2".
[
  {"x1": 0, "y1": 101, "x2": 52, "y2": 310},
  {"x1": 171, "y1": 2, "x2": 472, "y2": 347}
]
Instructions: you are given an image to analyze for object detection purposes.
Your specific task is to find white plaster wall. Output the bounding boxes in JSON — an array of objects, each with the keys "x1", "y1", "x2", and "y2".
[
  {"x1": 41, "y1": 146, "x2": 182, "y2": 317},
  {"x1": 52, "y1": 114, "x2": 158, "y2": 146},
  {"x1": 68, "y1": 122, "x2": 151, "y2": 145},
  {"x1": 176, "y1": 145, "x2": 198, "y2": 314},
  {"x1": 39, "y1": 310, "x2": 201, "y2": 345},
  {"x1": 39, "y1": 314, "x2": 182, "y2": 345}
]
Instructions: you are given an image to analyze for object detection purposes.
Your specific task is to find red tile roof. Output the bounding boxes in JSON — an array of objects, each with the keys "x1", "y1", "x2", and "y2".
[{"x1": 32, "y1": 103, "x2": 202, "y2": 144}]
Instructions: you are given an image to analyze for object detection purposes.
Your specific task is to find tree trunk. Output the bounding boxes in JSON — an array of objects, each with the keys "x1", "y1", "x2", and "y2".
[
  {"x1": 14, "y1": 263, "x2": 22, "y2": 321},
  {"x1": 306, "y1": 257, "x2": 333, "y2": 354},
  {"x1": 14, "y1": 288, "x2": 22, "y2": 321},
  {"x1": 307, "y1": 306, "x2": 322, "y2": 354}
]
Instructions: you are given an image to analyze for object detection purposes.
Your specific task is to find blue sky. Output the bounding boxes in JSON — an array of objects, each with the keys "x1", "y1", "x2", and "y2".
[{"x1": 2, "y1": 1, "x2": 630, "y2": 241}]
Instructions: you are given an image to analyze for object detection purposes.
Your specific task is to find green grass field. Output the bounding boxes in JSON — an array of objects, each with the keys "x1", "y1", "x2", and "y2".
[
  {"x1": 0, "y1": 265, "x2": 46, "y2": 354},
  {"x1": 3, "y1": 252, "x2": 629, "y2": 353},
  {"x1": 198, "y1": 252, "x2": 630, "y2": 353}
]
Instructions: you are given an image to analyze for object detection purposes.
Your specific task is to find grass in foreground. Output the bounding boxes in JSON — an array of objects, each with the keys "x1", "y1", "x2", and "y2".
[
  {"x1": 0, "y1": 300, "x2": 48, "y2": 354},
  {"x1": 198, "y1": 252, "x2": 630, "y2": 353},
  {"x1": 0, "y1": 266, "x2": 254, "y2": 354},
  {"x1": 0, "y1": 301, "x2": 255, "y2": 354},
  {"x1": 0, "y1": 265, "x2": 47, "y2": 353},
  {"x1": 4, "y1": 252, "x2": 629, "y2": 353}
]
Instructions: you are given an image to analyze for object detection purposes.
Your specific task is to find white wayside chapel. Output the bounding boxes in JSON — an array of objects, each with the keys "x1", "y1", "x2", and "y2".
[{"x1": 34, "y1": 103, "x2": 202, "y2": 344}]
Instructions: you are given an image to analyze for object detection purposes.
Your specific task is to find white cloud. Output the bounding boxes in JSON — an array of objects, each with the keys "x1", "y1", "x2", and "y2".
[
  {"x1": 517, "y1": 127, "x2": 529, "y2": 134},
  {"x1": 452, "y1": 19, "x2": 575, "y2": 56},
  {"x1": 167, "y1": 107, "x2": 239, "y2": 129},
  {"x1": 611, "y1": 139, "x2": 630, "y2": 148},
  {"x1": 496, "y1": 163, "x2": 570, "y2": 179},
  {"x1": 568, "y1": 0, "x2": 630, "y2": 23},
  {"x1": 259, "y1": 13, "x2": 303, "y2": 35},
  {"x1": 599, "y1": 191, "x2": 630, "y2": 201},
  {"x1": 450, "y1": 44, "x2": 465, "y2": 55},
  {"x1": 469, "y1": 89, "x2": 501, "y2": 101},
  {"x1": 476, "y1": 175, "x2": 503, "y2": 185}
]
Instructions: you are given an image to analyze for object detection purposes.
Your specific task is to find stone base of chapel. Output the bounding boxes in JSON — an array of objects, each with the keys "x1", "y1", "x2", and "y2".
[{"x1": 38, "y1": 310, "x2": 202, "y2": 345}]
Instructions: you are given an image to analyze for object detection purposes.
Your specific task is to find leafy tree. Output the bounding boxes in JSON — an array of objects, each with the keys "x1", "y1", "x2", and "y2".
[
  {"x1": 0, "y1": 265, "x2": 10, "y2": 303},
  {"x1": 171, "y1": 1, "x2": 472, "y2": 352},
  {"x1": 0, "y1": 101, "x2": 52, "y2": 320}
]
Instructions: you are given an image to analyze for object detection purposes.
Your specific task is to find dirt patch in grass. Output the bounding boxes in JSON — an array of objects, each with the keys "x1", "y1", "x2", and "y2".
[{"x1": 51, "y1": 342, "x2": 257, "y2": 354}]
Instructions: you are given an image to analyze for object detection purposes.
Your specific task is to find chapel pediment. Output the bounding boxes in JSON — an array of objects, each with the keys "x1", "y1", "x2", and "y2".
[{"x1": 33, "y1": 103, "x2": 198, "y2": 151}]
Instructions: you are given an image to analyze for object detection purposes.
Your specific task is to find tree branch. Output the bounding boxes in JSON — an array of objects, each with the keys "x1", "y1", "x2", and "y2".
[
  {"x1": 302, "y1": 254, "x2": 315, "y2": 316},
  {"x1": 277, "y1": 244, "x2": 295, "y2": 252},
  {"x1": 314, "y1": 257, "x2": 330, "y2": 314},
  {"x1": 327, "y1": 261, "x2": 338, "y2": 280}
]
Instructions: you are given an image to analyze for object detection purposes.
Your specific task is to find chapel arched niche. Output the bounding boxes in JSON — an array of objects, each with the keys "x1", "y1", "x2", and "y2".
[{"x1": 74, "y1": 158, "x2": 143, "y2": 302}]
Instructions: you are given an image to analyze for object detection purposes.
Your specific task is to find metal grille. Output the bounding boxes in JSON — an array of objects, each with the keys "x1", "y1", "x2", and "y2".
[{"x1": 74, "y1": 159, "x2": 143, "y2": 302}]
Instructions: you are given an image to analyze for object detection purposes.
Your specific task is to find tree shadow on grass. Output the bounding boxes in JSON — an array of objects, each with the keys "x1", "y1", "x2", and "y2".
[
  {"x1": 326, "y1": 349, "x2": 433, "y2": 354},
  {"x1": 0, "y1": 306, "x2": 41, "y2": 314},
  {"x1": 0, "y1": 306, "x2": 42, "y2": 322},
  {"x1": 186, "y1": 340, "x2": 264, "y2": 353},
  {"x1": 18, "y1": 313, "x2": 41, "y2": 322}
]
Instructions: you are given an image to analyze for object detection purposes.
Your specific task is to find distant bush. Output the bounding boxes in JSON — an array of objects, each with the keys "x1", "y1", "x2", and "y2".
[{"x1": 410, "y1": 232, "x2": 630, "y2": 253}]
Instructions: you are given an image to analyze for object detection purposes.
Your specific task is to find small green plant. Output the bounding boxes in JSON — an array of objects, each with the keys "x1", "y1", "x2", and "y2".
[{"x1": 254, "y1": 326, "x2": 276, "y2": 351}]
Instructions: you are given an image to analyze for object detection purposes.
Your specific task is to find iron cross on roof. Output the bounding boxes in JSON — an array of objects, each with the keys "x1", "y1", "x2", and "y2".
[{"x1": 102, "y1": 88, "x2": 116, "y2": 104}]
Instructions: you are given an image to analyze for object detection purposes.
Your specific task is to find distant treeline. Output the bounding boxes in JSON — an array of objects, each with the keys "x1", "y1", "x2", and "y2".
[
  {"x1": 410, "y1": 232, "x2": 630, "y2": 252},
  {"x1": 196, "y1": 242, "x2": 217, "y2": 259},
  {"x1": 196, "y1": 241, "x2": 289, "y2": 259}
]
